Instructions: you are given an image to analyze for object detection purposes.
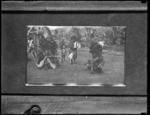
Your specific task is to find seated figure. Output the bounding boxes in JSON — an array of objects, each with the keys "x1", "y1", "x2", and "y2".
[
  {"x1": 34, "y1": 33, "x2": 59, "y2": 70},
  {"x1": 87, "y1": 41, "x2": 104, "y2": 73}
]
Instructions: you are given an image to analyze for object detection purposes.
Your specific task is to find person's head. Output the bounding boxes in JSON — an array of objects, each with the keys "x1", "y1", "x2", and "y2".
[{"x1": 71, "y1": 36, "x2": 77, "y2": 42}]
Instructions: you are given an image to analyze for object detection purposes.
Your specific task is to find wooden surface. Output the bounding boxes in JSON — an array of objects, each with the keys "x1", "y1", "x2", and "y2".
[
  {"x1": 2, "y1": 12, "x2": 147, "y2": 95},
  {"x1": 1, "y1": 96, "x2": 147, "y2": 114},
  {"x1": 1, "y1": 1, "x2": 147, "y2": 96},
  {"x1": 2, "y1": 1, "x2": 147, "y2": 11},
  {"x1": 1, "y1": 1, "x2": 147, "y2": 114}
]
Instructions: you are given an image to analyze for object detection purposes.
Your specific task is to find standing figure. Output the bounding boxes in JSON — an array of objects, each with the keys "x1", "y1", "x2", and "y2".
[
  {"x1": 60, "y1": 39, "x2": 67, "y2": 63},
  {"x1": 61, "y1": 45, "x2": 67, "y2": 63},
  {"x1": 68, "y1": 38, "x2": 79, "y2": 64}
]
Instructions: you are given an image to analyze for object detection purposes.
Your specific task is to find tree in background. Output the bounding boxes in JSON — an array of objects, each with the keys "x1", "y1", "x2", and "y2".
[
  {"x1": 82, "y1": 27, "x2": 95, "y2": 47},
  {"x1": 69, "y1": 27, "x2": 82, "y2": 42}
]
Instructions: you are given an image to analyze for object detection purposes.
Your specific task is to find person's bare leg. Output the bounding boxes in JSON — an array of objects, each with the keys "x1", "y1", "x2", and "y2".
[
  {"x1": 35, "y1": 56, "x2": 47, "y2": 68},
  {"x1": 47, "y1": 58, "x2": 56, "y2": 69}
]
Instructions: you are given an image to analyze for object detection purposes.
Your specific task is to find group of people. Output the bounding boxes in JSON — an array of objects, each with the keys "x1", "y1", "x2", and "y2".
[
  {"x1": 27, "y1": 27, "x2": 80, "y2": 70},
  {"x1": 27, "y1": 27, "x2": 104, "y2": 73},
  {"x1": 59, "y1": 38, "x2": 80, "y2": 65}
]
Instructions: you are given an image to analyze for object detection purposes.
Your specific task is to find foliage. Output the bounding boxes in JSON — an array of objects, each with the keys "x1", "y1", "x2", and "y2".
[{"x1": 27, "y1": 26, "x2": 126, "y2": 50}]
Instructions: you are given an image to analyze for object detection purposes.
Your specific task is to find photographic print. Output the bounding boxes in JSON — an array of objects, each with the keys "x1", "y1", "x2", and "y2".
[{"x1": 27, "y1": 26, "x2": 126, "y2": 86}]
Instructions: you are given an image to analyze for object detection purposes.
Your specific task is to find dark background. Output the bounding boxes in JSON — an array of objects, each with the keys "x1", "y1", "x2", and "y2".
[{"x1": 1, "y1": 12, "x2": 147, "y2": 95}]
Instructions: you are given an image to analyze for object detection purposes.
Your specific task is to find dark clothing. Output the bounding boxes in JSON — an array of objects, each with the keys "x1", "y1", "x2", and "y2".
[
  {"x1": 37, "y1": 51, "x2": 44, "y2": 64},
  {"x1": 89, "y1": 41, "x2": 104, "y2": 73},
  {"x1": 61, "y1": 48, "x2": 66, "y2": 58},
  {"x1": 89, "y1": 41, "x2": 102, "y2": 57},
  {"x1": 39, "y1": 38, "x2": 58, "y2": 56},
  {"x1": 37, "y1": 37, "x2": 59, "y2": 69}
]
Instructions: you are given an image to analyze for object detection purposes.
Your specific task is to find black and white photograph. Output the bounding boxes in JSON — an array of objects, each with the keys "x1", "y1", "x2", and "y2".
[
  {"x1": 27, "y1": 26, "x2": 125, "y2": 85},
  {"x1": 2, "y1": 1, "x2": 147, "y2": 114}
]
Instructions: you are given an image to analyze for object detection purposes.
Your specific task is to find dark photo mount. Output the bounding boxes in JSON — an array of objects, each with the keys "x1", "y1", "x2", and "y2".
[{"x1": 1, "y1": 1, "x2": 147, "y2": 95}]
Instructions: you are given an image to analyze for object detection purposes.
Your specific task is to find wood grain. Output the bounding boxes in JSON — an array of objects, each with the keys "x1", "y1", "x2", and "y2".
[
  {"x1": 2, "y1": 1, "x2": 147, "y2": 11},
  {"x1": 2, "y1": 12, "x2": 147, "y2": 95},
  {"x1": 2, "y1": 96, "x2": 147, "y2": 114}
]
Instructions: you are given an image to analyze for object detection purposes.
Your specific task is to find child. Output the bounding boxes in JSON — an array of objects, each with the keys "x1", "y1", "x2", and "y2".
[
  {"x1": 61, "y1": 45, "x2": 67, "y2": 63},
  {"x1": 68, "y1": 50, "x2": 74, "y2": 64}
]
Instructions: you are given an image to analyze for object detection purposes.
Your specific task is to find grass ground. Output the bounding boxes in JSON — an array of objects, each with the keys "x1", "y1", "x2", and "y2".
[{"x1": 27, "y1": 47, "x2": 124, "y2": 85}]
